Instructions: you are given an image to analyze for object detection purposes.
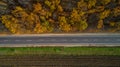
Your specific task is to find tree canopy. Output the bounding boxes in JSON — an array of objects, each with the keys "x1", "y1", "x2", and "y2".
[{"x1": 0, "y1": 0, "x2": 120, "y2": 33}]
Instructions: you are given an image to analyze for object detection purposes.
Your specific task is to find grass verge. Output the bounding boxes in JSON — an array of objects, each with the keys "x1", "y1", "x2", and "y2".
[{"x1": 0, "y1": 47, "x2": 120, "y2": 55}]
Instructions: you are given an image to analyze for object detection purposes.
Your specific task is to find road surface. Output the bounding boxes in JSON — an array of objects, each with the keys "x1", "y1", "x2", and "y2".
[{"x1": 0, "y1": 34, "x2": 120, "y2": 47}]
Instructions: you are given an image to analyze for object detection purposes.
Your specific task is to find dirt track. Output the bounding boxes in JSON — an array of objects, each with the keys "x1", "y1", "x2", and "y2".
[{"x1": 0, "y1": 55, "x2": 120, "y2": 67}]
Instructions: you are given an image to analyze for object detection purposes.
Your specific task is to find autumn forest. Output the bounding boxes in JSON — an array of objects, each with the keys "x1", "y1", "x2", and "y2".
[{"x1": 0, "y1": 0, "x2": 120, "y2": 34}]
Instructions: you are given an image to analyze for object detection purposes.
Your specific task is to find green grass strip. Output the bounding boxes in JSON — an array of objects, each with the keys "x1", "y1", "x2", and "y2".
[{"x1": 0, "y1": 47, "x2": 120, "y2": 55}]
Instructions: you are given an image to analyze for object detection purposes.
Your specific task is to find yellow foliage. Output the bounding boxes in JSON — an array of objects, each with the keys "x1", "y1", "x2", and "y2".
[
  {"x1": 57, "y1": 5, "x2": 63, "y2": 12},
  {"x1": 33, "y1": 3, "x2": 42, "y2": 13},
  {"x1": 46, "y1": 11, "x2": 52, "y2": 18},
  {"x1": 50, "y1": 5, "x2": 56, "y2": 12},
  {"x1": 44, "y1": 0, "x2": 61, "y2": 12},
  {"x1": 34, "y1": 20, "x2": 53, "y2": 33},
  {"x1": 12, "y1": 6, "x2": 28, "y2": 18},
  {"x1": 27, "y1": 13, "x2": 35, "y2": 21},
  {"x1": 40, "y1": 16, "x2": 46, "y2": 21},
  {"x1": 97, "y1": 20, "x2": 104, "y2": 29},
  {"x1": 48, "y1": 19, "x2": 55, "y2": 23},
  {"x1": 13, "y1": 6, "x2": 23, "y2": 12},
  {"x1": 60, "y1": 24, "x2": 71, "y2": 32},
  {"x1": 77, "y1": 0, "x2": 87, "y2": 9},
  {"x1": 87, "y1": 6, "x2": 105, "y2": 14},
  {"x1": 44, "y1": 0, "x2": 51, "y2": 7},
  {"x1": 58, "y1": 16, "x2": 71, "y2": 32},
  {"x1": 88, "y1": 0, "x2": 96, "y2": 9},
  {"x1": 26, "y1": 13, "x2": 36, "y2": 29},
  {"x1": 101, "y1": 0, "x2": 111, "y2": 5},
  {"x1": 79, "y1": 11, "x2": 85, "y2": 17},
  {"x1": 113, "y1": 7, "x2": 120, "y2": 17},
  {"x1": 77, "y1": 20, "x2": 88, "y2": 31},
  {"x1": 99, "y1": 10, "x2": 110, "y2": 19},
  {"x1": 70, "y1": 9, "x2": 80, "y2": 22},
  {"x1": 116, "y1": 22, "x2": 120, "y2": 30},
  {"x1": 54, "y1": 0, "x2": 60, "y2": 6},
  {"x1": 34, "y1": 23, "x2": 44, "y2": 33},
  {"x1": 1, "y1": 15, "x2": 21, "y2": 33},
  {"x1": 1, "y1": 6, "x2": 48, "y2": 34},
  {"x1": 87, "y1": 9, "x2": 96, "y2": 14},
  {"x1": 40, "y1": 10, "x2": 47, "y2": 16},
  {"x1": 34, "y1": 21, "x2": 53, "y2": 33},
  {"x1": 109, "y1": 22, "x2": 115, "y2": 27},
  {"x1": 1, "y1": 0, "x2": 119, "y2": 33},
  {"x1": 70, "y1": 8, "x2": 87, "y2": 31},
  {"x1": 95, "y1": 6, "x2": 105, "y2": 12}
]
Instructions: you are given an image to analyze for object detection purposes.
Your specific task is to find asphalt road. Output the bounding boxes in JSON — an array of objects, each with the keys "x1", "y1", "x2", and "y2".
[{"x1": 0, "y1": 34, "x2": 120, "y2": 46}]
